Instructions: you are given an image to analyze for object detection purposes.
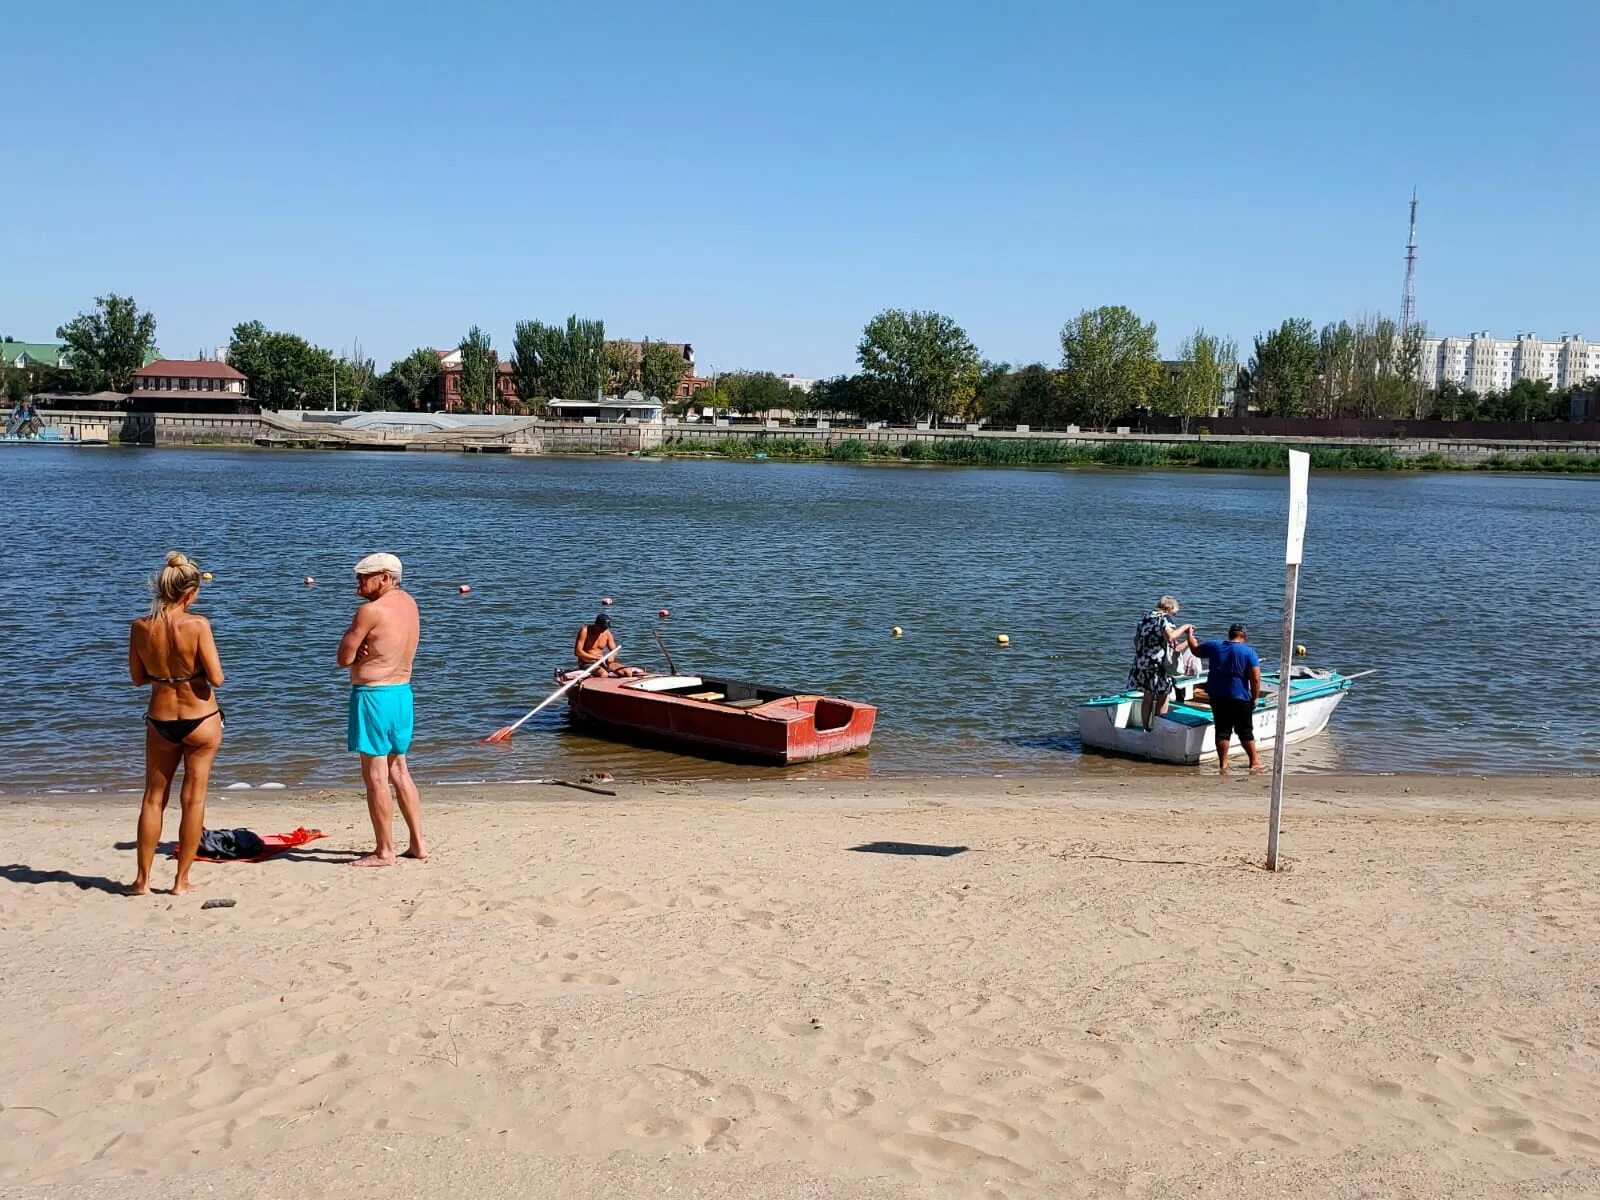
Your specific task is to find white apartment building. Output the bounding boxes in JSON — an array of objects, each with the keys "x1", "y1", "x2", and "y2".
[{"x1": 1419, "y1": 332, "x2": 1600, "y2": 393}]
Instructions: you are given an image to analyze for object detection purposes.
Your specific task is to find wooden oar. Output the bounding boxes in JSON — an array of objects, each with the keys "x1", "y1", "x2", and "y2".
[{"x1": 481, "y1": 648, "x2": 617, "y2": 744}]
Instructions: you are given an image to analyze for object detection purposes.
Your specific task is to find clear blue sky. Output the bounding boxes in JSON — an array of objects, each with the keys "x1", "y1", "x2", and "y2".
[{"x1": 5, "y1": 1, "x2": 1596, "y2": 376}]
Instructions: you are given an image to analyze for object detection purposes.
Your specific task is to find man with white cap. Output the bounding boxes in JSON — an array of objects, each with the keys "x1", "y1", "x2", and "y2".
[{"x1": 337, "y1": 552, "x2": 426, "y2": 865}]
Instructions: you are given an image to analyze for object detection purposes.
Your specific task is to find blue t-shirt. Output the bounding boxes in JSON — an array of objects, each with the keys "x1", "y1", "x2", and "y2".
[{"x1": 1197, "y1": 639, "x2": 1260, "y2": 702}]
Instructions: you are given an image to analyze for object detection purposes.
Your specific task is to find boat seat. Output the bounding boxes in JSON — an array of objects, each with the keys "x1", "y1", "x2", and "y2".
[
  {"x1": 724, "y1": 697, "x2": 765, "y2": 709},
  {"x1": 683, "y1": 690, "x2": 726, "y2": 702}
]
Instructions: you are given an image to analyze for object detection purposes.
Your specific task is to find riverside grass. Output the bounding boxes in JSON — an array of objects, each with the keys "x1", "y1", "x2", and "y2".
[{"x1": 648, "y1": 434, "x2": 1600, "y2": 473}]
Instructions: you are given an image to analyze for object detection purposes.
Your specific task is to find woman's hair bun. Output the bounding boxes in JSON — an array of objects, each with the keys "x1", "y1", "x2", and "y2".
[{"x1": 165, "y1": 550, "x2": 191, "y2": 569}]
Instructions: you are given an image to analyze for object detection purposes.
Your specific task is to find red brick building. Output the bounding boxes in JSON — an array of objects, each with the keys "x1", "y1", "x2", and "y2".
[
  {"x1": 129, "y1": 359, "x2": 250, "y2": 413},
  {"x1": 431, "y1": 348, "x2": 517, "y2": 412}
]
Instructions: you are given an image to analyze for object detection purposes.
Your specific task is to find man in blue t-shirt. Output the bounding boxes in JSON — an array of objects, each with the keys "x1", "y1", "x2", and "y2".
[{"x1": 1189, "y1": 623, "x2": 1263, "y2": 774}]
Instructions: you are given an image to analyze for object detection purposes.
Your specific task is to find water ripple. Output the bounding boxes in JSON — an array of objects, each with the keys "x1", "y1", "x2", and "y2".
[{"x1": 2, "y1": 450, "x2": 1597, "y2": 791}]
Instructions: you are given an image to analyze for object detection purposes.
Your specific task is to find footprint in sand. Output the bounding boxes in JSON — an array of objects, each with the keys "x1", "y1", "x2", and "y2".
[
  {"x1": 554, "y1": 970, "x2": 619, "y2": 986},
  {"x1": 909, "y1": 1110, "x2": 980, "y2": 1134},
  {"x1": 824, "y1": 1086, "x2": 875, "y2": 1117},
  {"x1": 532, "y1": 1026, "x2": 572, "y2": 1053}
]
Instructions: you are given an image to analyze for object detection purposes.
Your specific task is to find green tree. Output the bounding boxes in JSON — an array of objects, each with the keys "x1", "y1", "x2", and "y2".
[
  {"x1": 712, "y1": 370, "x2": 799, "y2": 415},
  {"x1": 1398, "y1": 324, "x2": 1428, "y2": 419},
  {"x1": 379, "y1": 347, "x2": 443, "y2": 411},
  {"x1": 563, "y1": 317, "x2": 607, "y2": 402},
  {"x1": 513, "y1": 315, "x2": 606, "y2": 402},
  {"x1": 975, "y1": 362, "x2": 1061, "y2": 426},
  {"x1": 1057, "y1": 305, "x2": 1161, "y2": 429},
  {"x1": 1247, "y1": 319, "x2": 1319, "y2": 416},
  {"x1": 786, "y1": 378, "x2": 820, "y2": 418},
  {"x1": 973, "y1": 359, "x2": 1013, "y2": 422},
  {"x1": 1347, "y1": 316, "x2": 1407, "y2": 419},
  {"x1": 639, "y1": 340, "x2": 686, "y2": 403},
  {"x1": 1154, "y1": 328, "x2": 1236, "y2": 430},
  {"x1": 4, "y1": 365, "x2": 29, "y2": 406},
  {"x1": 1427, "y1": 380, "x2": 1479, "y2": 420},
  {"x1": 1498, "y1": 378, "x2": 1564, "y2": 422},
  {"x1": 227, "y1": 320, "x2": 342, "y2": 409},
  {"x1": 813, "y1": 373, "x2": 891, "y2": 421},
  {"x1": 457, "y1": 326, "x2": 495, "y2": 412},
  {"x1": 856, "y1": 308, "x2": 980, "y2": 426},
  {"x1": 56, "y1": 294, "x2": 157, "y2": 391},
  {"x1": 603, "y1": 340, "x2": 639, "y2": 396}
]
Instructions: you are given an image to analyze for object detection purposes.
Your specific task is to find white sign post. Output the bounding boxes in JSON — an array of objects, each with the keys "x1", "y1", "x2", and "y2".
[{"x1": 1266, "y1": 450, "x2": 1310, "y2": 871}]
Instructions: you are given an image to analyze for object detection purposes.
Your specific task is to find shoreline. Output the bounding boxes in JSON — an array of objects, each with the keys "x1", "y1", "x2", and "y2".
[
  {"x1": 4, "y1": 772, "x2": 1598, "y2": 1197},
  {"x1": 47, "y1": 435, "x2": 1600, "y2": 474},
  {"x1": 5, "y1": 770, "x2": 1600, "y2": 812}
]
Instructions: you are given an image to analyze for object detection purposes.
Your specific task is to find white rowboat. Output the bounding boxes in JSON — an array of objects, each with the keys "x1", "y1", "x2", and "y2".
[{"x1": 1076, "y1": 666, "x2": 1353, "y2": 765}]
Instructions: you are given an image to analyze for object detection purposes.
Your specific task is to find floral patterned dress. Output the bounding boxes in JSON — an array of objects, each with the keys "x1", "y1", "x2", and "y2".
[{"x1": 1127, "y1": 610, "x2": 1176, "y2": 697}]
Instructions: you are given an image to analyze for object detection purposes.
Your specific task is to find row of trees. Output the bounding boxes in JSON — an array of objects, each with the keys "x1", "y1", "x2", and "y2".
[
  {"x1": 1244, "y1": 317, "x2": 1431, "y2": 420},
  {"x1": 839, "y1": 305, "x2": 1591, "y2": 428},
  {"x1": 14, "y1": 295, "x2": 1596, "y2": 427},
  {"x1": 815, "y1": 306, "x2": 1234, "y2": 430},
  {"x1": 435, "y1": 318, "x2": 691, "y2": 414}
]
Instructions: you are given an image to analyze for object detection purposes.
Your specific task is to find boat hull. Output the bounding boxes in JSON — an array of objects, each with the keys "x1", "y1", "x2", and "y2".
[
  {"x1": 569, "y1": 674, "x2": 877, "y2": 765},
  {"x1": 1077, "y1": 669, "x2": 1350, "y2": 765}
]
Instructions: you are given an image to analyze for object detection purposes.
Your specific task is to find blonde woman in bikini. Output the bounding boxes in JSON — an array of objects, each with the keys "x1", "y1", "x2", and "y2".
[{"x1": 128, "y1": 551, "x2": 225, "y2": 895}]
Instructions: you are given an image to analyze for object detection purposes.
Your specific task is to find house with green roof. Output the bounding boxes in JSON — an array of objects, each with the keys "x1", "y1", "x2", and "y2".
[{"x1": 0, "y1": 341, "x2": 68, "y2": 370}]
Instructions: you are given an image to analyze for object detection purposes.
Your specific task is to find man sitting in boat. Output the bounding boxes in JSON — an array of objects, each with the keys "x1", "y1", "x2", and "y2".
[
  {"x1": 574, "y1": 613, "x2": 645, "y2": 677},
  {"x1": 1188, "y1": 623, "x2": 1264, "y2": 774}
]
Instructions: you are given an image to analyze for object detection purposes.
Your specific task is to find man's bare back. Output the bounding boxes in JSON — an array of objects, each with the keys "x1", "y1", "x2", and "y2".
[{"x1": 344, "y1": 587, "x2": 419, "y2": 686}]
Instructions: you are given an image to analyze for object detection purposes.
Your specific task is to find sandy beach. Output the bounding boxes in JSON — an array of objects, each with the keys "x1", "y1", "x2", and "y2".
[{"x1": 2, "y1": 773, "x2": 1597, "y2": 1199}]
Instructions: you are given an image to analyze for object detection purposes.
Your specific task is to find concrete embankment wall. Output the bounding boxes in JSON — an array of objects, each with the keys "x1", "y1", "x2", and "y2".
[
  {"x1": 15, "y1": 408, "x2": 1600, "y2": 464},
  {"x1": 652, "y1": 423, "x2": 1600, "y2": 465}
]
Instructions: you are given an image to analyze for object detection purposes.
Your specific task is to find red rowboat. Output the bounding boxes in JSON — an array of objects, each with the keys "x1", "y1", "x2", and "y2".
[{"x1": 567, "y1": 673, "x2": 877, "y2": 764}]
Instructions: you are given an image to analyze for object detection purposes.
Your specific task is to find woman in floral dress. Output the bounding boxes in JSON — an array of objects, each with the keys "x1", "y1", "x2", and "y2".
[{"x1": 1127, "y1": 595, "x2": 1195, "y2": 731}]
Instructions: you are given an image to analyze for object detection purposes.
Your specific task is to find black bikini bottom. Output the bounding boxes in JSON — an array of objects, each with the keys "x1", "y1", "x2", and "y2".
[{"x1": 146, "y1": 710, "x2": 223, "y2": 745}]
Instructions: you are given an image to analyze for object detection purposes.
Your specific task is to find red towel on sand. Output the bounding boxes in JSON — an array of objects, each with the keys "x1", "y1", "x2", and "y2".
[{"x1": 180, "y1": 828, "x2": 327, "y2": 863}]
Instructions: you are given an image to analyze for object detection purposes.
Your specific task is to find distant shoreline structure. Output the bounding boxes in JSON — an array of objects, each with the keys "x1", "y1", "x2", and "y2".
[{"x1": 6, "y1": 403, "x2": 1600, "y2": 473}]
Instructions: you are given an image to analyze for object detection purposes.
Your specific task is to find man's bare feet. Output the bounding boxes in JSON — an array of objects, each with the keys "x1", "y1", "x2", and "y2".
[
  {"x1": 352, "y1": 852, "x2": 396, "y2": 868},
  {"x1": 171, "y1": 880, "x2": 194, "y2": 896},
  {"x1": 1249, "y1": 762, "x2": 1267, "y2": 773},
  {"x1": 401, "y1": 844, "x2": 428, "y2": 861},
  {"x1": 129, "y1": 880, "x2": 150, "y2": 896}
]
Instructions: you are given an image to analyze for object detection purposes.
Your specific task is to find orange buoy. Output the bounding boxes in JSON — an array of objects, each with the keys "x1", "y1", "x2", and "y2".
[
  {"x1": 658, "y1": 608, "x2": 670, "y2": 619},
  {"x1": 601, "y1": 596, "x2": 615, "y2": 606},
  {"x1": 459, "y1": 584, "x2": 472, "y2": 594}
]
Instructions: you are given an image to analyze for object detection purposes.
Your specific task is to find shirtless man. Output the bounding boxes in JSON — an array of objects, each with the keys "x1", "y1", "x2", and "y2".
[
  {"x1": 574, "y1": 612, "x2": 643, "y2": 676},
  {"x1": 337, "y1": 552, "x2": 426, "y2": 866}
]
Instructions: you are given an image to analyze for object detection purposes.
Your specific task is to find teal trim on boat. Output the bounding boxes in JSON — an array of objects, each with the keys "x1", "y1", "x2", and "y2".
[{"x1": 1082, "y1": 672, "x2": 1351, "y2": 713}]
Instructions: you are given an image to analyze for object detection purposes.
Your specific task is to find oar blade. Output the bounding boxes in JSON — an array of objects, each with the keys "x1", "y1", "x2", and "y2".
[{"x1": 481, "y1": 725, "x2": 515, "y2": 745}]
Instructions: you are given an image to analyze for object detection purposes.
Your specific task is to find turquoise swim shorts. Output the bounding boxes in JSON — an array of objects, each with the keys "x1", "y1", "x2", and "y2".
[{"x1": 348, "y1": 683, "x2": 414, "y2": 757}]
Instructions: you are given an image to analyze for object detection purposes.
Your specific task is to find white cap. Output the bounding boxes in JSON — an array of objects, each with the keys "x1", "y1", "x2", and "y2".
[{"x1": 353, "y1": 552, "x2": 403, "y2": 581}]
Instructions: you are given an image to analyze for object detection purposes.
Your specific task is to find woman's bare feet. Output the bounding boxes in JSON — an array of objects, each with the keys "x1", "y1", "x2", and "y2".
[
  {"x1": 402, "y1": 842, "x2": 428, "y2": 861},
  {"x1": 172, "y1": 879, "x2": 194, "y2": 895},
  {"x1": 129, "y1": 879, "x2": 151, "y2": 896},
  {"x1": 352, "y1": 852, "x2": 396, "y2": 867}
]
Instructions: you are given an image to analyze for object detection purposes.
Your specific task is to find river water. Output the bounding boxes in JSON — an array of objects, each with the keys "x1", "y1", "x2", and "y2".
[{"x1": 3, "y1": 448, "x2": 1597, "y2": 792}]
